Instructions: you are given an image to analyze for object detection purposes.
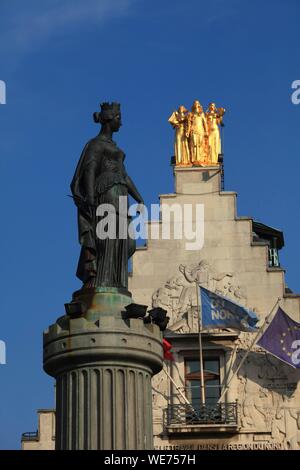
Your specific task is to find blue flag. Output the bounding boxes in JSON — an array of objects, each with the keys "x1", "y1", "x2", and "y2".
[
  {"x1": 257, "y1": 307, "x2": 300, "y2": 368},
  {"x1": 200, "y1": 287, "x2": 259, "y2": 332}
]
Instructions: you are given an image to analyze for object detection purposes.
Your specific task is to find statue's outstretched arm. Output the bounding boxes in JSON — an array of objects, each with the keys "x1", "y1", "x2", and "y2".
[{"x1": 125, "y1": 174, "x2": 144, "y2": 204}]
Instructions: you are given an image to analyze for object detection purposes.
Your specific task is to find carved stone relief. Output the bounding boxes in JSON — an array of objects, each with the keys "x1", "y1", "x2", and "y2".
[
  {"x1": 151, "y1": 262, "x2": 300, "y2": 449},
  {"x1": 152, "y1": 260, "x2": 249, "y2": 333},
  {"x1": 237, "y1": 354, "x2": 300, "y2": 449}
]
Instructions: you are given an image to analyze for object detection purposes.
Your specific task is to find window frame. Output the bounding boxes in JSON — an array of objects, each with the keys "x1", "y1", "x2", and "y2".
[{"x1": 183, "y1": 349, "x2": 226, "y2": 406}]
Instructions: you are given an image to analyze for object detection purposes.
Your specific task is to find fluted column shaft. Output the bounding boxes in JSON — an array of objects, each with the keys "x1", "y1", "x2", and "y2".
[{"x1": 56, "y1": 366, "x2": 153, "y2": 450}]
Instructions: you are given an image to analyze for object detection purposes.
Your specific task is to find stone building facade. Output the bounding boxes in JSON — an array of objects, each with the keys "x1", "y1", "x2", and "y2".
[
  {"x1": 21, "y1": 409, "x2": 55, "y2": 450},
  {"x1": 22, "y1": 166, "x2": 300, "y2": 450},
  {"x1": 128, "y1": 166, "x2": 300, "y2": 451}
]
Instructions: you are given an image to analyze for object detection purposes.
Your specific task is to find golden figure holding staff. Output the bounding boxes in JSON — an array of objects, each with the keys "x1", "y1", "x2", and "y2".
[
  {"x1": 168, "y1": 105, "x2": 191, "y2": 166},
  {"x1": 187, "y1": 100, "x2": 208, "y2": 166},
  {"x1": 206, "y1": 103, "x2": 226, "y2": 165}
]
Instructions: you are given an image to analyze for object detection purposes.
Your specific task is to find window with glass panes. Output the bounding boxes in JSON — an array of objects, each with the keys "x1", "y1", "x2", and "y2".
[{"x1": 185, "y1": 355, "x2": 221, "y2": 407}]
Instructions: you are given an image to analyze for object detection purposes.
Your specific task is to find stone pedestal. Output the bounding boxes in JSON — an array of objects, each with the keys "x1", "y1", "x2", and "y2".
[
  {"x1": 174, "y1": 165, "x2": 222, "y2": 195},
  {"x1": 43, "y1": 288, "x2": 163, "y2": 450}
]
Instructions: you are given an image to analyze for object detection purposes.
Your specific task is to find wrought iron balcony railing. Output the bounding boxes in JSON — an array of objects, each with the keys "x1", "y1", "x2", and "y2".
[{"x1": 165, "y1": 402, "x2": 238, "y2": 427}]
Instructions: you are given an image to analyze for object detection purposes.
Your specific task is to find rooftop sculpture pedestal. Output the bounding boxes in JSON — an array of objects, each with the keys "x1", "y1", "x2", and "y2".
[{"x1": 43, "y1": 288, "x2": 163, "y2": 450}]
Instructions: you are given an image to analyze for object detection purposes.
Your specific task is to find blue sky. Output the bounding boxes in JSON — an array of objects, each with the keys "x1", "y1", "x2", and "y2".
[{"x1": 0, "y1": 0, "x2": 299, "y2": 449}]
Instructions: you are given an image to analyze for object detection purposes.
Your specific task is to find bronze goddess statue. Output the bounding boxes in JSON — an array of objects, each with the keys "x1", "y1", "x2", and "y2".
[{"x1": 71, "y1": 102, "x2": 144, "y2": 290}]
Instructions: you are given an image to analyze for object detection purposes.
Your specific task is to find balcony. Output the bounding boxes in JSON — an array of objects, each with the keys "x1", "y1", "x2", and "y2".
[
  {"x1": 21, "y1": 431, "x2": 38, "y2": 442},
  {"x1": 164, "y1": 402, "x2": 239, "y2": 435}
]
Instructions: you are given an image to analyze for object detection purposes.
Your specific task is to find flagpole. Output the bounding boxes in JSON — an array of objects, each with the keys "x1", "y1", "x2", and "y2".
[
  {"x1": 196, "y1": 282, "x2": 206, "y2": 405},
  {"x1": 218, "y1": 297, "x2": 281, "y2": 403}
]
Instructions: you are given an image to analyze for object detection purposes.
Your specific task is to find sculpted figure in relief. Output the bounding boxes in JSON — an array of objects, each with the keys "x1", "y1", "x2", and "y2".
[{"x1": 152, "y1": 260, "x2": 244, "y2": 332}]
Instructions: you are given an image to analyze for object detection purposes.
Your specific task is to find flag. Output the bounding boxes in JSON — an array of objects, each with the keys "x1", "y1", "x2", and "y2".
[
  {"x1": 257, "y1": 307, "x2": 300, "y2": 368},
  {"x1": 200, "y1": 286, "x2": 259, "y2": 332},
  {"x1": 163, "y1": 338, "x2": 174, "y2": 361}
]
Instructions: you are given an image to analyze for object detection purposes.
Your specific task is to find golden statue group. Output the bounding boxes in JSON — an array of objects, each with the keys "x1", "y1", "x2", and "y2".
[{"x1": 168, "y1": 100, "x2": 225, "y2": 167}]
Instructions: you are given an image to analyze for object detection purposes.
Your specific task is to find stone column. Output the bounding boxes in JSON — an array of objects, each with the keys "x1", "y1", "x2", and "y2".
[{"x1": 43, "y1": 288, "x2": 163, "y2": 450}]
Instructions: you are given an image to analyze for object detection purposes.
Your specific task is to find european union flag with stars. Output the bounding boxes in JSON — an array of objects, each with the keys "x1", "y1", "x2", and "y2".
[
  {"x1": 200, "y1": 287, "x2": 259, "y2": 332},
  {"x1": 257, "y1": 307, "x2": 300, "y2": 368}
]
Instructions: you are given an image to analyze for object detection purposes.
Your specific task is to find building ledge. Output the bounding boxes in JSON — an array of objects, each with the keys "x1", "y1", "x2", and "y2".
[
  {"x1": 166, "y1": 424, "x2": 239, "y2": 435},
  {"x1": 165, "y1": 331, "x2": 239, "y2": 341},
  {"x1": 251, "y1": 241, "x2": 269, "y2": 247},
  {"x1": 284, "y1": 292, "x2": 300, "y2": 298},
  {"x1": 21, "y1": 432, "x2": 39, "y2": 442},
  {"x1": 159, "y1": 193, "x2": 177, "y2": 199},
  {"x1": 266, "y1": 267, "x2": 285, "y2": 272}
]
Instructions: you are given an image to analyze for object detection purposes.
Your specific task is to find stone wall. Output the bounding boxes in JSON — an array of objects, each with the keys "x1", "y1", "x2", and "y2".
[
  {"x1": 22, "y1": 410, "x2": 55, "y2": 450},
  {"x1": 129, "y1": 166, "x2": 300, "y2": 450}
]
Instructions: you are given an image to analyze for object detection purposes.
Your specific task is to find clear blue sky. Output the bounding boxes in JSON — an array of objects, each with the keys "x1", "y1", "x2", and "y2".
[{"x1": 0, "y1": 0, "x2": 299, "y2": 449}]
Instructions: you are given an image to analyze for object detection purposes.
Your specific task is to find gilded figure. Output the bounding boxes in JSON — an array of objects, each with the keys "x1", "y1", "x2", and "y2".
[
  {"x1": 168, "y1": 105, "x2": 190, "y2": 166},
  {"x1": 187, "y1": 100, "x2": 208, "y2": 166},
  {"x1": 206, "y1": 102, "x2": 225, "y2": 165}
]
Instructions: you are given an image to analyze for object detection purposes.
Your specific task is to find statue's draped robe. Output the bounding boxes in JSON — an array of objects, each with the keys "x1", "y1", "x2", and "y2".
[
  {"x1": 189, "y1": 112, "x2": 207, "y2": 164},
  {"x1": 71, "y1": 134, "x2": 135, "y2": 289},
  {"x1": 206, "y1": 112, "x2": 221, "y2": 164},
  {"x1": 168, "y1": 111, "x2": 190, "y2": 166}
]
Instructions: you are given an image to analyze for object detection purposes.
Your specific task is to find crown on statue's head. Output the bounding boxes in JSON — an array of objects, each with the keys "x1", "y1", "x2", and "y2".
[
  {"x1": 100, "y1": 102, "x2": 120, "y2": 114},
  {"x1": 93, "y1": 102, "x2": 121, "y2": 123}
]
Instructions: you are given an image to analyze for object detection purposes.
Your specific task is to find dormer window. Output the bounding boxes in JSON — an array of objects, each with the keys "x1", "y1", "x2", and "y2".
[{"x1": 252, "y1": 221, "x2": 284, "y2": 268}]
